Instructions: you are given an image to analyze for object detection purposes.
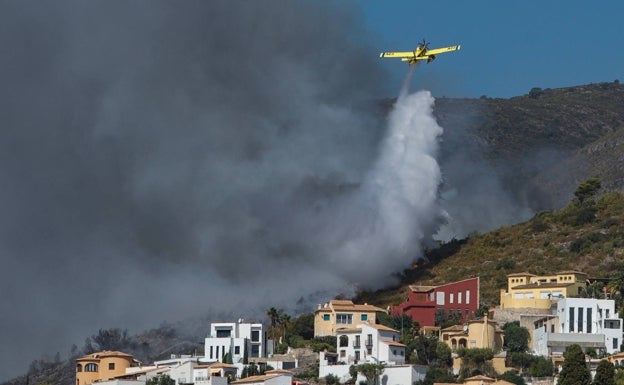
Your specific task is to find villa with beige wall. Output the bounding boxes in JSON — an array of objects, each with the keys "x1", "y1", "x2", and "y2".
[
  {"x1": 314, "y1": 300, "x2": 386, "y2": 337},
  {"x1": 76, "y1": 351, "x2": 140, "y2": 385},
  {"x1": 440, "y1": 316, "x2": 510, "y2": 375},
  {"x1": 499, "y1": 271, "x2": 587, "y2": 309}
]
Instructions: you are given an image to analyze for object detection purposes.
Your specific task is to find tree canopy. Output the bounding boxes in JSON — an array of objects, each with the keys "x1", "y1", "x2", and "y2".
[
  {"x1": 575, "y1": 178, "x2": 602, "y2": 204},
  {"x1": 503, "y1": 321, "x2": 530, "y2": 352},
  {"x1": 351, "y1": 363, "x2": 385, "y2": 385},
  {"x1": 146, "y1": 375, "x2": 175, "y2": 385},
  {"x1": 593, "y1": 360, "x2": 615, "y2": 385},
  {"x1": 559, "y1": 344, "x2": 590, "y2": 385}
]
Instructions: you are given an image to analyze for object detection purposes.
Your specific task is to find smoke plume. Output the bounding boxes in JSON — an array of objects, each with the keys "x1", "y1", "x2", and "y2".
[{"x1": 0, "y1": 1, "x2": 446, "y2": 379}]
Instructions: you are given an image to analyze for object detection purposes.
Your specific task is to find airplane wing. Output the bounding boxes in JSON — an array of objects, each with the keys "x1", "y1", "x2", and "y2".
[
  {"x1": 379, "y1": 51, "x2": 415, "y2": 58},
  {"x1": 424, "y1": 45, "x2": 461, "y2": 56},
  {"x1": 380, "y1": 44, "x2": 460, "y2": 65}
]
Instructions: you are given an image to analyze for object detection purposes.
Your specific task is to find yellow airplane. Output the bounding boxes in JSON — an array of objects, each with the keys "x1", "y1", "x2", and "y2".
[{"x1": 379, "y1": 40, "x2": 461, "y2": 65}]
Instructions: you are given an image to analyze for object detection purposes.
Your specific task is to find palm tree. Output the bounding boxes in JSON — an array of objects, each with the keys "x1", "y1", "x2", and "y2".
[
  {"x1": 581, "y1": 281, "x2": 605, "y2": 299},
  {"x1": 266, "y1": 307, "x2": 284, "y2": 353},
  {"x1": 267, "y1": 307, "x2": 281, "y2": 327},
  {"x1": 279, "y1": 313, "x2": 291, "y2": 344},
  {"x1": 608, "y1": 272, "x2": 624, "y2": 307}
]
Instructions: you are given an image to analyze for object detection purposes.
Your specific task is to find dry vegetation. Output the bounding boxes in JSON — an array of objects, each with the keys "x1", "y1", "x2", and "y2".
[{"x1": 358, "y1": 190, "x2": 624, "y2": 307}]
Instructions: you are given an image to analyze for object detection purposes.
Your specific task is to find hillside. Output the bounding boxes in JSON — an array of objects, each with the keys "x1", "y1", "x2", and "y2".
[
  {"x1": 432, "y1": 81, "x2": 624, "y2": 209},
  {"x1": 532, "y1": 126, "x2": 624, "y2": 207},
  {"x1": 7, "y1": 81, "x2": 624, "y2": 385},
  {"x1": 357, "y1": 189, "x2": 624, "y2": 308}
]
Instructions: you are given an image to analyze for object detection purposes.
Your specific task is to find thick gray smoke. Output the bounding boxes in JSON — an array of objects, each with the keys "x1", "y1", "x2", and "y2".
[{"x1": 0, "y1": 1, "x2": 446, "y2": 379}]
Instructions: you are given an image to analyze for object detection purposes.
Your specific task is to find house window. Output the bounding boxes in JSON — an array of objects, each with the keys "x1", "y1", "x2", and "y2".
[
  {"x1": 354, "y1": 335, "x2": 361, "y2": 348},
  {"x1": 361, "y1": 314, "x2": 368, "y2": 321},
  {"x1": 340, "y1": 335, "x2": 348, "y2": 347},
  {"x1": 607, "y1": 320, "x2": 621, "y2": 329},
  {"x1": 251, "y1": 345, "x2": 260, "y2": 357},
  {"x1": 216, "y1": 329, "x2": 231, "y2": 338},
  {"x1": 450, "y1": 293, "x2": 454, "y2": 304},
  {"x1": 323, "y1": 314, "x2": 330, "y2": 321},
  {"x1": 366, "y1": 334, "x2": 373, "y2": 347},
  {"x1": 340, "y1": 350, "x2": 346, "y2": 358},
  {"x1": 76, "y1": 364, "x2": 83, "y2": 372},
  {"x1": 235, "y1": 346, "x2": 240, "y2": 355},
  {"x1": 108, "y1": 363, "x2": 115, "y2": 370},
  {"x1": 336, "y1": 314, "x2": 353, "y2": 324},
  {"x1": 251, "y1": 330, "x2": 260, "y2": 342},
  {"x1": 85, "y1": 363, "x2": 98, "y2": 372},
  {"x1": 615, "y1": 338, "x2": 619, "y2": 350},
  {"x1": 458, "y1": 292, "x2": 462, "y2": 304},
  {"x1": 587, "y1": 308, "x2": 592, "y2": 334},
  {"x1": 210, "y1": 346, "x2": 213, "y2": 359},
  {"x1": 569, "y1": 307, "x2": 575, "y2": 332},
  {"x1": 578, "y1": 307, "x2": 584, "y2": 333},
  {"x1": 355, "y1": 351, "x2": 360, "y2": 362},
  {"x1": 436, "y1": 292, "x2": 445, "y2": 305}
]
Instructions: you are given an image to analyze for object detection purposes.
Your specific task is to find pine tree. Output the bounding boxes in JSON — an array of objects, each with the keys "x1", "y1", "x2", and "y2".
[
  {"x1": 243, "y1": 339, "x2": 249, "y2": 364},
  {"x1": 558, "y1": 344, "x2": 590, "y2": 385},
  {"x1": 593, "y1": 360, "x2": 615, "y2": 385}
]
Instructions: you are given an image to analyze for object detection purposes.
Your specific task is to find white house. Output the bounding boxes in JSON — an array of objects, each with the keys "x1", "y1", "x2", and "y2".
[
  {"x1": 205, "y1": 321, "x2": 266, "y2": 364},
  {"x1": 533, "y1": 298, "x2": 623, "y2": 356},
  {"x1": 165, "y1": 361, "x2": 194, "y2": 385},
  {"x1": 331, "y1": 322, "x2": 406, "y2": 366},
  {"x1": 230, "y1": 370, "x2": 293, "y2": 385},
  {"x1": 319, "y1": 322, "x2": 427, "y2": 384},
  {"x1": 193, "y1": 363, "x2": 235, "y2": 385}
]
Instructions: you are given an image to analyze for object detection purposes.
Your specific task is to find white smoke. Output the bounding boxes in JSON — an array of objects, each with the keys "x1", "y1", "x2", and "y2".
[{"x1": 310, "y1": 89, "x2": 445, "y2": 289}]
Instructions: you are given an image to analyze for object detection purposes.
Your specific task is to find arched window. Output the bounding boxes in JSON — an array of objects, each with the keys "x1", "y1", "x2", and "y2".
[
  {"x1": 339, "y1": 335, "x2": 348, "y2": 347},
  {"x1": 85, "y1": 363, "x2": 98, "y2": 372},
  {"x1": 76, "y1": 364, "x2": 83, "y2": 372},
  {"x1": 459, "y1": 338, "x2": 467, "y2": 348}
]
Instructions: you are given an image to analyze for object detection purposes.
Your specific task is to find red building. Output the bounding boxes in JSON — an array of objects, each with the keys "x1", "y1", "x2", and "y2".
[{"x1": 391, "y1": 277, "x2": 480, "y2": 327}]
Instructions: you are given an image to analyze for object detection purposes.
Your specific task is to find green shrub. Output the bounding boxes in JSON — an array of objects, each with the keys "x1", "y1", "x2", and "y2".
[{"x1": 325, "y1": 374, "x2": 341, "y2": 385}]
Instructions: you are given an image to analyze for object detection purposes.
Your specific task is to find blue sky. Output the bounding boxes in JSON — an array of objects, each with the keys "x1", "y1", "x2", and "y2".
[{"x1": 358, "y1": 1, "x2": 624, "y2": 98}]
